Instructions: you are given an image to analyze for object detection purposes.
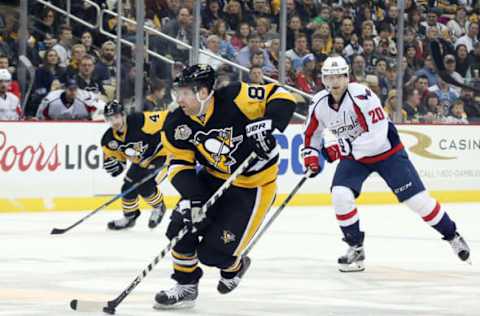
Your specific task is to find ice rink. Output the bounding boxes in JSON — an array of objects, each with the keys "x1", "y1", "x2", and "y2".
[{"x1": 1, "y1": 203, "x2": 479, "y2": 316}]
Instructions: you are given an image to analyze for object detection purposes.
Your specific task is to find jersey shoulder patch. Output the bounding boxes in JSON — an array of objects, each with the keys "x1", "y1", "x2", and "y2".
[{"x1": 101, "y1": 128, "x2": 116, "y2": 148}]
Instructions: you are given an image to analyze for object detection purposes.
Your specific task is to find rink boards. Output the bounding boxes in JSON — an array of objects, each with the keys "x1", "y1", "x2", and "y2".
[{"x1": 0, "y1": 122, "x2": 479, "y2": 212}]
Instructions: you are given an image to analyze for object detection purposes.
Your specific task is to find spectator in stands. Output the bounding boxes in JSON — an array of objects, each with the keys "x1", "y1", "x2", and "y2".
[
  {"x1": 144, "y1": 79, "x2": 167, "y2": 111},
  {"x1": 41, "y1": 33, "x2": 57, "y2": 53},
  {"x1": 315, "y1": 23, "x2": 333, "y2": 55},
  {"x1": 266, "y1": 38, "x2": 280, "y2": 70},
  {"x1": 332, "y1": 36, "x2": 345, "y2": 56},
  {"x1": 295, "y1": 53, "x2": 317, "y2": 94},
  {"x1": 76, "y1": 55, "x2": 105, "y2": 96},
  {"x1": 310, "y1": 32, "x2": 328, "y2": 62},
  {"x1": 66, "y1": 44, "x2": 86, "y2": 78},
  {"x1": 224, "y1": 0, "x2": 243, "y2": 32},
  {"x1": 415, "y1": 55, "x2": 438, "y2": 87},
  {"x1": 447, "y1": 7, "x2": 468, "y2": 41},
  {"x1": 338, "y1": 17, "x2": 355, "y2": 45},
  {"x1": 94, "y1": 41, "x2": 117, "y2": 86},
  {"x1": 403, "y1": 88, "x2": 423, "y2": 122},
  {"x1": 429, "y1": 78, "x2": 460, "y2": 111},
  {"x1": 361, "y1": 38, "x2": 378, "y2": 74},
  {"x1": 0, "y1": 55, "x2": 20, "y2": 98},
  {"x1": 0, "y1": 32, "x2": 13, "y2": 61},
  {"x1": 407, "y1": 8, "x2": 426, "y2": 38},
  {"x1": 284, "y1": 57, "x2": 296, "y2": 86},
  {"x1": 29, "y1": 49, "x2": 66, "y2": 117},
  {"x1": 52, "y1": 25, "x2": 73, "y2": 68},
  {"x1": 422, "y1": 8, "x2": 447, "y2": 33},
  {"x1": 360, "y1": 20, "x2": 376, "y2": 41},
  {"x1": 0, "y1": 69, "x2": 21, "y2": 120},
  {"x1": 405, "y1": 43, "x2": 422, "y2": 71},
  {"x1": 330, "y1": 4, "x2": 345, "y2": 35},
  {"x1": 36, "y1": 78, "x2": 97, "y2": 120},
  {"x1": 33, "y1": 8, "x2": 58, "y2": 42},
  {"x1": 419, "y1": 92, "x2": 444, "y2": 123},
  {"x1": 202, "y1": 0, "x2": 225, "y2": 31},
  {"x1": 455, "y1": 44, "x2": 471, "y2": 78},
  {"x1": 286, "y1": 33, "x2": 310, "y2": 71},
  {"x1": 343, "y1": 33, "x2": 363, "y2": 59},
  {"x1": 211, "y1": 20, "x2": 236, "y2": 60},
  {"x1": 414, "y1": 75, "x2": 430, "y2": 104},
  {"x1": 374, "y1": 24, "x2": 397, "y2": 58},
  {"x1": 236, "y1": 34, "x2": 274, "y2": 72},
  {"x1": 444, "y1": 99, "x2": 469, "y2": 124},
  {"x1": 250, "y1": 0, "x2": 272, "y2": 22},
  {"x1": 80, "y1": 31, "x2": 100, "y2": 61},
  {"x1": 198, "y1": 35, "x2": 223, "y2": 70},
  {"x1": 455, "y1": 22, "x2": 479, "y2": 52},
  {"x1": 164, "y1": 7, "x2": 192, "y2": 64},
  {"x1": 384, "y1": 89, "x2": 407, "y2": 122},
  {"x1": 248, "y1": 66, "x2": 264, "y2": 84},
  {"x1": 443, "y1": 54, "x2": 463, "y2": 92},
  {"x1": 255, "y1": 17, "x2": 276, "y2": 44},
  {"x1": 161, "y1": 0, "x2": 181, "y2": 23},
  {"x1": 300, "y1": 0, "x2": 318, "y2": 22},
  {"x1": 460, "y1": 88, "x2": 480, "y2": 122},
  {"x1": 351, "y1": 54, "x2": 367, "y2": 83},
  {"x1": 230, "y1": 22, "x2": 250, "y2": 52}
]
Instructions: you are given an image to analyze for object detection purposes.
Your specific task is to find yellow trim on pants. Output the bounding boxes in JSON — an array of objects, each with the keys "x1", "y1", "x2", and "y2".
[
  {"x1": 173, "y1": 263, "x2": 198, "y2": 273},
  {"x1": 233, "y1": 181, "x2": 277, "y2": 256}
]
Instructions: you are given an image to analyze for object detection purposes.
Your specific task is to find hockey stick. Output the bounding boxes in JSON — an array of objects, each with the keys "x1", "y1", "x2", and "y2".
[
  {"x1": 243, "y1": 171, "x2": 310, "y2": 256},
  {"x1": 430, "y1": 40, "x2": 480, "y2": 93},
  {"x1": 50, "y1": 165, "x2": 168, "y2": 235},
  {"x1": 70, "y1": 152, "x2": 257, "y2": 315}
]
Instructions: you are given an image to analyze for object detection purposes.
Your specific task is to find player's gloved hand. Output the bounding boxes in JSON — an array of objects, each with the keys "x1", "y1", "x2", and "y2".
[
  {"x1": 245, "y1": 118, "x2": 276, "y2": 160},
  {"x1": 103, "y1": 158, "x2": 125, "y2": 177},
  {"x1": 301, "y1": 147, "x2": 321, "y2": 178},
  {"x1": 322, "y1": 138, "x2": 352, "y2": 162},
  {"x1": 166, "y1": 199, "x2": 210, "y2": 239}
]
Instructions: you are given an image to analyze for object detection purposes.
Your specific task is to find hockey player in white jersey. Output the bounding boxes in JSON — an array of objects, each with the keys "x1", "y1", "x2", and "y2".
[
  {"x1": 36, "y1": 78, "x2": 98, "y2": 120},
  {"x1": 302, "y1": 56, "x2": 470, "y2": 272},
  {"x1": 0, "y1": 69, "x2": 22, "y2": 120}
]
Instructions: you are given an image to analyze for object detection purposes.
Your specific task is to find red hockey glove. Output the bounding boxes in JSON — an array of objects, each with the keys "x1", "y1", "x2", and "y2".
[{"x1": 301, "y1": 147, "x2": 321, "y2": 178}]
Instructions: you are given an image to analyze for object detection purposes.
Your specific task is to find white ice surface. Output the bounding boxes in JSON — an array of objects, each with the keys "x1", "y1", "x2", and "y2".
[{"x1": 0, "y1": 204, "x2": 479, "y2": 316}]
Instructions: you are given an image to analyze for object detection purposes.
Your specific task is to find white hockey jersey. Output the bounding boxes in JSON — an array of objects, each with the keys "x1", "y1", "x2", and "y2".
[
  {"x1": 36, "y1": 89, "x2": 98, "y2": 120},
  {"x1": 304, "y1": 82, "x2": 403, "y2": 163},
  {"x1": 0, "y1": 92, "x2": 22, "y2": 120}
]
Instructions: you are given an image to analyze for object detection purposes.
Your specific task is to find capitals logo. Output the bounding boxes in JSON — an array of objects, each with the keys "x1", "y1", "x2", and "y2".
[{"x1": 191, "y1": 127, "x2": 243, "y2": 173}]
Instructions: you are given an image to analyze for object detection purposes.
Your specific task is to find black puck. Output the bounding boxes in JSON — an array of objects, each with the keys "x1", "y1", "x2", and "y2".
[{"x1": 70, "y1": 299, "x2": 78, "y2": 310}]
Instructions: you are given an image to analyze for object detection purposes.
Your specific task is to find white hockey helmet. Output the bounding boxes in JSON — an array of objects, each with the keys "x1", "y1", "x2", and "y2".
[
  {"x1": 321, "y1": 56, "x2": 349, "y2": 76},
  {"x1": 0, "y1": 69, "x2": 11, "y2": 81}
]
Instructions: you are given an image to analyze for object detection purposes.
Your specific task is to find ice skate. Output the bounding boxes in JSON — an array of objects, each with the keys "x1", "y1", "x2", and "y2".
[
  {"x1": 445, "y1": 232, "x2": 471, "y2": 264},
  {"x1": 107, "y1": 210, "x2": 140, "y2": 230},
  {"x1": 153, "y1": 283, "x2": 198, "y2": 310},
  {"x1": 148, "y1": 201, "x2": 166, "y2": 229},
  {"x1": 338, "y1": 244, "x2": 365, "y2": 272},
  {"x1": 217, "y1": 256, "x2": 251, "y2": 294}
]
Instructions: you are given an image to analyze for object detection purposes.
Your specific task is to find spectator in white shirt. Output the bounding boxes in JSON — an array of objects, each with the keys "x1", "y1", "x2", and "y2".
[
  {"x1": 455, "y1": 22, "x2": 479, "y2": 52},
  {"x1": 52, "y1": 25, "x2": 73, "y2": 68},
  {"x1": 0, "y1": 69, "x2": 21, "y2": 120},
  {"x1": 198, "y1": 35, "x2": 223, "y2": 70}
]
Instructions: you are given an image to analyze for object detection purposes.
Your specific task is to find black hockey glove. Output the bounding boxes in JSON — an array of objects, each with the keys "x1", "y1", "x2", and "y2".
[
  {"x1": 166, "y1": 199, "x2": 210, "y2": 239},
  {"x1": 103, "y1": 158, "x2": 126, "y2": 177},
  {"x1": 245, "y1": 118, "x2": 276, "y2": 160}
]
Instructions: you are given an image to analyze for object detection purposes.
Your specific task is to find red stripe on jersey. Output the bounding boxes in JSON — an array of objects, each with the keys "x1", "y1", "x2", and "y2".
[
  {"x1": 43, "y1": 105, "x2": 51, "y2": 120},
  {"x1": 304, "y1": 111, "x2": 319, "y2": 147},
  {"x1": 16, "y1": 106, "x2": 23, "y2": 118},
  {"x1": 356, "y1": 143, "x2": 404, "y2": 164},
  {"x1": 336, "y1": 208, "x2": 358, "y2": 221},
  {"x1": 85, "y1": 104, "x2": 97, "y2": 113},
  {"x1": 353, "y1": 103, "x2": 369, "y2": 132},
  {"x1": 423, "y1": 202, "x2": 441, "y2": 222}
]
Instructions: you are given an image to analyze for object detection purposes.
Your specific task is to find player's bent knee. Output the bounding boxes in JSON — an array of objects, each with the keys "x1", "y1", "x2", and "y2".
[
  {"x1": 197, "y1": 242, "x2": 230, "y2": 268},
  {"x1": 403, "y1": 191, "x2": 436, "y2": 216},
  {"x1": 331, "y1": 186, "x2": 355, "y2": 213}
]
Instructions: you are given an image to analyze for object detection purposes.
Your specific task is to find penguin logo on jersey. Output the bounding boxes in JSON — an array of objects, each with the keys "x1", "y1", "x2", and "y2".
[
  {"x1": 221, "y1": 230, "x2": 236, "y2": 244},
  {"x1": 119, "y1": 141, "x2": 149, "y2": 159},
  {"x1": 191, "y1": 127, "x2": 243, "y2": 173}
]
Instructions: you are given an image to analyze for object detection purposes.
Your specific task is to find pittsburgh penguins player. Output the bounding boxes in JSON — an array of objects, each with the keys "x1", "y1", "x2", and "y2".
[
  {"x1": 153, "y1": 64, "x2": 296, "y2": 309},
  {"x1": 101, "y1": 100, "x2": 168, "y2": 230}
]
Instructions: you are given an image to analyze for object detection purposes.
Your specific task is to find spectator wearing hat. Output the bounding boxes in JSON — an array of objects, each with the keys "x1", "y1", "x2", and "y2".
[
  {"x1": 455, "y1": 22, "x2": 479, "y2": 52},
  {"x1": 285, "y1": 33, "x2": 310, "y2": 71},
  {"x1": 295, "y1": 53, "x2": 317, "y2": 94},
  {"x1": 443, "y1": 54, "x2": 463, "y2": 94}
]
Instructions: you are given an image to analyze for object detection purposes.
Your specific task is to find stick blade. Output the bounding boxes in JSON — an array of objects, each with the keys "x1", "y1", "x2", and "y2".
[
  {"x1": 50, "y1": 228, "x2": 67, "y2": 235},
  {"x1": 70, "y1": 299, "x2": 109, "y2": 313}
]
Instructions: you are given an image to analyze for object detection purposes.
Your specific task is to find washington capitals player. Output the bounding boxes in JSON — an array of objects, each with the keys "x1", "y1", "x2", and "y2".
[{"x1": 302, "y1": 56, "x2": 471, "y2": 272}]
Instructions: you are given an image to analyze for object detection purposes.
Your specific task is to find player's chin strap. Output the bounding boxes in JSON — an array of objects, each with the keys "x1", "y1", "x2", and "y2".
[{"x1": 195, "y1": 89, "x2": 215, "y2": 117}]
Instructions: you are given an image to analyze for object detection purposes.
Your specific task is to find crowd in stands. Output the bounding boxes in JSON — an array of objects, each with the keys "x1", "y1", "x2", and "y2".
[{"x1": 0, "y1": 0, "x2": 479, "y2": 124}]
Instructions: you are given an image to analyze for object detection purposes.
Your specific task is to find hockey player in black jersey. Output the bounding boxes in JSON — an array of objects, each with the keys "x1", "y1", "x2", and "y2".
[
  {"x1": 153, "y1": 64, "x2": 296, "y2": 309},
  {"x1": 101, "y1": 100, "x2": 168, "y2": 230}
]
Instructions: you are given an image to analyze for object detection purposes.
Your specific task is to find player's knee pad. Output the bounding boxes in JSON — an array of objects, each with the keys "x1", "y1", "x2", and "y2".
[
  {"x1": 403, "y1": 191, "x2": 436, "y2": 216},
  {"x1": 331, "y1": 186, "x2": 356, "y2": 214}
]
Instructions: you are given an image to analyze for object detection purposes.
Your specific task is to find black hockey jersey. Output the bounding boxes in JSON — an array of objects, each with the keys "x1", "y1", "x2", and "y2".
[
  {"x1": 161, "y1": 82, "x2": 296, "y2": 199},
  {"x1": 101, "y1": 111, "x2": 169, "y2": 167}
]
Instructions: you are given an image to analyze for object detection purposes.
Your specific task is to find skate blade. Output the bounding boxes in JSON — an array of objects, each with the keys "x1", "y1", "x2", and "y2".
[
  {"x1": 153, "y1": 300, "x2": 195, "y2": 310},
  {"x1": 339, "y1": 262, "x2": 365, "y2": 273}
]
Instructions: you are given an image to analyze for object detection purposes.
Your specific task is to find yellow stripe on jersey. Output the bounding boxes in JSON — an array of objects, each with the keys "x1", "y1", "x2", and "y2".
[
  {"x1": 102, "y1": 145, "x2": 127, "y2": 162},
  {"x1": 266, "y1": 89, "x2": 296, "y2": 104},
  {"x1": 206, "y1": 164, "x2": 278, "y2": 189},
  {"x1": 161, "y1": 131, "x2": 195, "y2": 163},
  {"x1": 234, "y1": 181, "x2": 277, "y2": 256},
  {"x1": 142, "y1": 111, "x2": 168, "y2": 135}
]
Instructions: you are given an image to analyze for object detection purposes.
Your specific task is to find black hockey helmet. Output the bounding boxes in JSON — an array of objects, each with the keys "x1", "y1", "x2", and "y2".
[
  {"x1": 104, "y1": 100, "x2": 124, "y2": 118},
  {"x1": 173, "y1": 64, "x2": 216, "y2": 93}
]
